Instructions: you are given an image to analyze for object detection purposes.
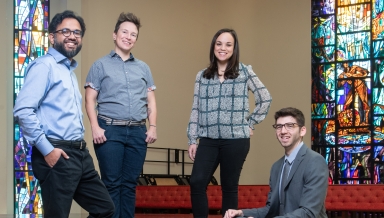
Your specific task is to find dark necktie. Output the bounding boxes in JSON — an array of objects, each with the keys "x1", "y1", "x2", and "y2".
[{"x1": 279, "y1": 159, "x2": 291, "y2": 216}]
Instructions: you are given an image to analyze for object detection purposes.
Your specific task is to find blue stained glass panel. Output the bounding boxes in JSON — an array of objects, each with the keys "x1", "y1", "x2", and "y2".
[
  {"x1": 15, "y1": 171, "x2": 43, "y2": 215},
  {"x1": 14, "y1": 0, "x2": 49, "y2": 216},
  {"x1": 373, "y1": 40, "x2": 384, "y2": 57},
  {"x1": 373, "y1": 0, "x2": 384, "y2": 40},
  {"x1": 337, "y1": 32, "x2": 371, "y2": 60},
  {"x1": 338, "y1": 149, "x2": 371, "y2": 180},
  {"x1": 373, "y1": 146, "x2": 384, "y2": 161},
  {"x1": 374, "y1": 163, "x2": 384, "y2": 183},
  {"x1": 312, "y1": 0, "x2": 335, "y2": 16},
  {"x1": 312, "y1": 16, "x2": 336, "y2": 47},
  {"x1": 338, "y1": 128, "x2": 371, "y2": 144},
  {"x1": 312, "y1": 46, "x2": 336, "y2": 62}
]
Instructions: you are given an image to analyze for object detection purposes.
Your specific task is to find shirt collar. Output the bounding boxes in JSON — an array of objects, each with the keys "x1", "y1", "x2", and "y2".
[
  {"x1": 47, "y1": 47, "x2": 78, "y2": 69},
  {"x1": 109, "y1": 50, "x2": 135, "y2": 61},
  {"x1": 285, "y1": 141, "x2": 303, "y2": 164}
]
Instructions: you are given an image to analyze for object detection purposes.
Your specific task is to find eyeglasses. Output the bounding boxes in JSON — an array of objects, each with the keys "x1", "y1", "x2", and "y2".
[
  {"x1": 272, "y1": 122, "x2": 300, "y2": 131},
  {"x1": 53, "y1": 28, "x2": 83, "y2": 38}
]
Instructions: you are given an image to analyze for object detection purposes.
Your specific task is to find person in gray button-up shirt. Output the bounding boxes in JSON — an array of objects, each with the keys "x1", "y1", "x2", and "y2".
[{"x1": 84, "y1": 12, "x2": 157, "y2": 218}]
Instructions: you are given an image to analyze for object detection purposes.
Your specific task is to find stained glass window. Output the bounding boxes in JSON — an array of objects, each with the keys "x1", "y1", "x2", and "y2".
[
  {"x1": 311, "y1": 0, "x2": 384, "y2": 184},
  {"x1": 14, "y1": 0, "x2": 49, "y2": 216}
]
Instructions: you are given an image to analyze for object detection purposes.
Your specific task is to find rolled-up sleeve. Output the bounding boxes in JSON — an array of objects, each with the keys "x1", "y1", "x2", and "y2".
[
  {"x1": 144, "y1": 63, "x2": 156, "y2": 92},
  {"x1": 84, "y1": 61, "x2": 102, "y2": 91}
]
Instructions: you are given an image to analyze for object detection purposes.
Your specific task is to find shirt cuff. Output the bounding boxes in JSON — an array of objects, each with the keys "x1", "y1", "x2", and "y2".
[
  {"x1": 35, "y1": 136, "x2": 55, "y2": 156},
  {"x1": 248, "y1": 121, "x2": 255, "y2": 130},
  {"x1": 147, "y1": 85, "x2": 156, "y2": 92},
  {"x1": 84, "y1": 82, "x2": 97, "y2": 90},
  {"x1": 188, "y1": 139, "x2": 197, "y2": 146},
  {"x1": 242, "y1": 209, "x2": 255, "y2": 217}
]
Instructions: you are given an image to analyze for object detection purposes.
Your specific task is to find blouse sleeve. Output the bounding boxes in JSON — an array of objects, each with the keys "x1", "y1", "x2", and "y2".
[
  {"x1": 245, "y1": 64, "x2": 272, "y2": 129},
  {"x1": 187, "y1": 71, "x2": 202, "y2": 145}
]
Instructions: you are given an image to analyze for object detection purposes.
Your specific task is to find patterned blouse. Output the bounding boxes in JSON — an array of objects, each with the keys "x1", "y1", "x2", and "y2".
[{"x1": 187, "y1": 63, "x2": 272, "y2": 145}]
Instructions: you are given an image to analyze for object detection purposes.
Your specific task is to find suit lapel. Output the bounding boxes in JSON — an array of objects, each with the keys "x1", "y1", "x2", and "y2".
[
  {"x1": 284, "y1": 145, "x2": 307, "y2": 189},
  {"x1": 267, "y1": 157, "x2": 285, "y2": 217}
]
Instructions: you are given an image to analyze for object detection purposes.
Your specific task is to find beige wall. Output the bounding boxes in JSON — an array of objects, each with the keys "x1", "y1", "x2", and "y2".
[
  {"x1": 0, "y1": 0, "x2": 310, "y2": 215},
  {"x1": 0, "y1": 0, "x2": 15, "y2": 215}
]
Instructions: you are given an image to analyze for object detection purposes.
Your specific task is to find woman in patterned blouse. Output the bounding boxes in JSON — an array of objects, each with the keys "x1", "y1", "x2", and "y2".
[{"x1": 187, "y1": 28, "x2": 272, "y2": 218}]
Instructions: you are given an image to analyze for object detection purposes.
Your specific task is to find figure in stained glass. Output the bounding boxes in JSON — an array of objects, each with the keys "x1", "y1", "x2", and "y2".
[
  {"x1": 337, "y1": 62, "x2": 370, "y2": 125},
  {"x1": 312, "y1": 0, "x2": 384, "y2": 184}
]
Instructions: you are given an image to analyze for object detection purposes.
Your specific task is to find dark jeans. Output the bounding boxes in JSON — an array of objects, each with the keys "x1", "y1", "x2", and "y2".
[
  {"x1": 31, "y1": 145, "x2": 115, "y2": 218},
  {"x1": 190, "y1": 138, "x2": 250, "y2": 218},
  {"x1": 95, "y1": 117, "x2": 147, "y2": 218}
]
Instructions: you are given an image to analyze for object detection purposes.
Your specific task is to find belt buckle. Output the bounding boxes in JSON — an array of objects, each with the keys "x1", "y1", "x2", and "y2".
[
  {"x1": 127, "y1": 120, "x2": 132, "y2": 126},
  {"x1": 80, "y1": 141, "x2": 83, "y2": 149}
]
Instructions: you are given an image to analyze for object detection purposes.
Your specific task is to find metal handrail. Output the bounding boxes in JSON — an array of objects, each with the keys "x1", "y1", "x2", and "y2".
[{"x1": 143, "y1": 146, "x2": 193, "y2": 176}]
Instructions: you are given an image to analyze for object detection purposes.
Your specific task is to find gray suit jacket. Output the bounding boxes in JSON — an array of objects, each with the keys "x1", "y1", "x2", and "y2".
[{"x1": 242, "y1": 144, "x2": 328, "y2": 218}]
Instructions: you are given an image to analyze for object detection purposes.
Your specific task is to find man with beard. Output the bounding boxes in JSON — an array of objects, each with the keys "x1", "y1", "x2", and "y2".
[{"x1": 13, "y1": 10, "x2": 114, "y2": 218}]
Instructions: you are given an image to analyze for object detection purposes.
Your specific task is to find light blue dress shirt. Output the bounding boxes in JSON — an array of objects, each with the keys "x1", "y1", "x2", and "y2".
[{"x1": 14, "y1": 47, "x2": 84, "y2": 156}]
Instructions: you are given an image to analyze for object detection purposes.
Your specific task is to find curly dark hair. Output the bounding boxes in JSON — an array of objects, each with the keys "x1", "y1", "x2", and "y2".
[
  {"x1": 48, "y1": 10, "x2": 86, "y2": 37},
  {"x1": 114, "y1": 12, "x2": 141, "y2": 38},
  {"x1": 274, "y1": 107, "x2": 305, "y2": 127},
  {"x1": 203, "y1": 28, "x2": 240, "y2": 80}
]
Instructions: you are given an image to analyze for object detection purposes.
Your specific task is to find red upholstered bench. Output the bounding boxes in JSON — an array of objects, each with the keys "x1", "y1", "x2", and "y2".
[
  {"x1": 136, "y1": 184, "x2": 384, "y2": 217},
  {"x1": 135, "y1": 185, "x2": 269, "y2": 213},
  {"x1": 325, "y1": 184, "x2": 384, "y2": 217},
  {"x1": 136, "y1": 186, "x2": 192, "y2": 209},
  {"x1": 205, "y1": 185, "x2": 269, "y2": 209}
]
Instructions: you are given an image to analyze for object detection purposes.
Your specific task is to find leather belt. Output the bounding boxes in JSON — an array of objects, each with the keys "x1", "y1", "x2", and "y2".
[
  {"x1": 98, "y1": 114, "x2": 146, "y2": 126},
  {"x1": 47, "y1": 137, "x2": 86, "y2": 150}
]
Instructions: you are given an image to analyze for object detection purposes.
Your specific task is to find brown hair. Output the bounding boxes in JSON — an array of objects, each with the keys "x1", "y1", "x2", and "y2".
[
  {"x1": 114, "y1": 12, "x2": 141, "y2": 38},
  {"x1": 203, "y1": 28, "x2": 240, "y2": 80},
  {"x1": 274, "y1": 107, "x2": 305, "y2": 127}
]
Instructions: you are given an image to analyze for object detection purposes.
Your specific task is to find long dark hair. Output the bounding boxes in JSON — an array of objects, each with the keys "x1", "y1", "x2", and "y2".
[{"x1": 203, "y1": 28, "x2": 240, "y2": 79}]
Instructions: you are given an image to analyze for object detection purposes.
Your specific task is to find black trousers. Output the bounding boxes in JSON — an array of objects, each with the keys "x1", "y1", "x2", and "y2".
[
  {"x1": 190, "y1": 138, "x2": 250, "y2": 218},
  {"x1": 32, "y1": 145, "x2": 115, "y2": 218}
]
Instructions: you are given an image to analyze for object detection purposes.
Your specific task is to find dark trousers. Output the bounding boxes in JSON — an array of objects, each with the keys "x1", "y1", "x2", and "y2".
[
  {"x1": 190, "y1": 138, "x2": 250, "y2": 218},
  {"x1": 94, "y1": 117, "x2": 148, "y2": 218},
  {"x1": 32, "y1": 145, "x2": 115, "y2": 218}
]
